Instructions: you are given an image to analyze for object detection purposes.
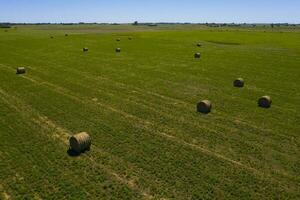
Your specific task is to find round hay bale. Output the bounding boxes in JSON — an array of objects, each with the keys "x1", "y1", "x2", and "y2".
[
  {"x1": 194, "y1": 53, "x2": 201, "y2": 59},
  {"x1": 233, "y1": 78, "x2": 244, "y2": 87},
  {"x1": 116, "y1": 38, "x2": 121, "y2": 42},
  {"x1": 197, "y1": 43, "x2": 202, "y2": 47},
  {"x1": 83, "y1": 47, "x2": 89, "y2": 52},
  {"x1": 197, "y1": 100, "x2": 212, "y2": 114},
  {"x1": 16, "y1": 67, "x2": 26, "y2": 74},
  {"x1": 258, "y1": 96, "x2": 272, "y2": 108},
  {"x1": 116, "y1": 48, "x2": 121, "y2": 53},
  {"x1": 69, "y1": 132, "x2": 91, "y2": 153}
]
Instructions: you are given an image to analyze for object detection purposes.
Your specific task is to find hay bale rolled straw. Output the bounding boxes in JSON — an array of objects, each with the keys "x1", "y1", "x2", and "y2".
[
  {"x1": 197, "y1": 100, "x2": 212, "y2": 114},
  {"x1": 16, "y1": 67, "x2": 26, "y2": 74},
  {"x1": 83, "y1": 47, "x2": 89, "y2": 52},
  {"x1": 197, "y1": 43, "x2": 202, "y2": 47},
  {"x1": 116, "y1": 38, "x2": 121, "y2": 42},
  {"x1": 234, "y1": 78, "x2": 245, "y2": 87},
  {"x1": 194, "y1": 53, "x2": 201, "y2": 59},
  {"x1": 258, "y1": 96, "x2": 272, "y2": 108},
  {"x1": 69, "y1": 132, "x2": 91, "y2": 153},
  {"x1": 116, "y1": 48, "x2": 121, "y2": 53}
]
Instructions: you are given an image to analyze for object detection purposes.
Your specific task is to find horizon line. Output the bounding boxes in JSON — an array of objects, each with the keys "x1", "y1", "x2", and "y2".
[{"x1": 1, "y1": 22, "x2": 300, "y2": 25}]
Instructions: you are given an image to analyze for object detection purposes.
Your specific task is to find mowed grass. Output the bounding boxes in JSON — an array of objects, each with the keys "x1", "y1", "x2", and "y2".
[{"x1": 0, "y1": 25, "x2": 299, "y2": 199}]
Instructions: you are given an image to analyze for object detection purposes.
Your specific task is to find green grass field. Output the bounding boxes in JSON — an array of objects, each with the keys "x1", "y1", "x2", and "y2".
[{"x1": 0, "y1": 25, "x2": 299, "y2": 199}]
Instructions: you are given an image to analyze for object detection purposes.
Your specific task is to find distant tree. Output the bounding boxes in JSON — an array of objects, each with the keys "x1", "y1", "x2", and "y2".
[
  {"x1": 133, "y1": 21, "x2": 138, "y2": 26},
  {"x1": 148, "y1": 24, "x2": 158, "y2": 27},
  {"x1": 0, "y1": 23, "x2": 11, "y2": 28}
]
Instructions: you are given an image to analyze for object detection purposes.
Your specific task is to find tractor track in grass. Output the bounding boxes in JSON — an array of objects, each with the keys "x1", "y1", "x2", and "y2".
[
  {"x1": 2, "y1": 61, "x2": 296, "y2": 143},
  {"x1": 1, "y1": 71, "x2": 253, "y2": 171},
  {"x1": 71, "y1": 45, "x2": 300, "y2": 103},
  {"x1": 1, "y1": 64, "x2": 298, "y2": 183},
  {"x1": 0, "y1": 88, "x2": 161, "y2": 200},
  {"x1": 1, "y1": 82, "x2": 297, "y2": 197},
  {"x1": 36, "y1": 115, "x2": 169, "y2": 199},
  {"x1": 27, "y1": 78, "x2": 300, "y2": 184},
  {"x1": 13, "y1": 61, "x2": 300, "y2": 141},
  {"x1": 33, "y1": 59, "x2": 300, "y2": 128},
  {"x1": 1, "y1": 123, "x2": 143, "y2": 199},
  {"x1": 1, "y1": 40, "x2": 299, "y2": 106},
  {"x1": 0, "y1": 94, "x2": 94, "y2": 198},
  {"x1": 1, "y1": 63, "x2": 299, "y2": 182},
  {"x1": 0, "y1": 63, "x2": 256, "y2": 141},
  {"x1": 0, "y1": 70, "x2": 288, "y2": 181},
  {"x1": 1, "y1": 44, "x2": 299, "y2": 132}
]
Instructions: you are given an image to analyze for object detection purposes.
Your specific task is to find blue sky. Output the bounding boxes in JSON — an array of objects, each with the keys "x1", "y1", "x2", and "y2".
[{"x1": 0, "y1": 0, "x2": 299, "y2": 23}]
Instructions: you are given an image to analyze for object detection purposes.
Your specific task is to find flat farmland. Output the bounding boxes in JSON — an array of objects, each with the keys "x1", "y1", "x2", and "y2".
[{"x1": 0, "y1": 25, "x2": 299, "y2": 199}]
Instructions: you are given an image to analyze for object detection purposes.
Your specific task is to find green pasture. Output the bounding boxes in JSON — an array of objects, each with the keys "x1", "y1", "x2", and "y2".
[{"x1": 0, "y1": 25, "x2": 299, "y2": 199}]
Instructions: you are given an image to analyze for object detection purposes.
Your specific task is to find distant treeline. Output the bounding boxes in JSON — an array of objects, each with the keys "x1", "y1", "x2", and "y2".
[
  {"x1": 0, "y1": 23, "x2": 12, "y2": 28},
  {"x1": 204, "y1": 23, "x2": 298, "y2": 28},
  {"x1": 132, "y1": 22, "x2": 300, "y2": 27},
  {"x1": 1, "y1": 22, "x2": 299, "y2": 27}
]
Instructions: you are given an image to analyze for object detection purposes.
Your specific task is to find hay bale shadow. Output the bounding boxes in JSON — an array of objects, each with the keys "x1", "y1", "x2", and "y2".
[
  {"x1": 67, "y1": 148, "x2": 80, "y2": 157},
  {"x1": 67, "y1": 147, "x2": 90, "y2": 157}
]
